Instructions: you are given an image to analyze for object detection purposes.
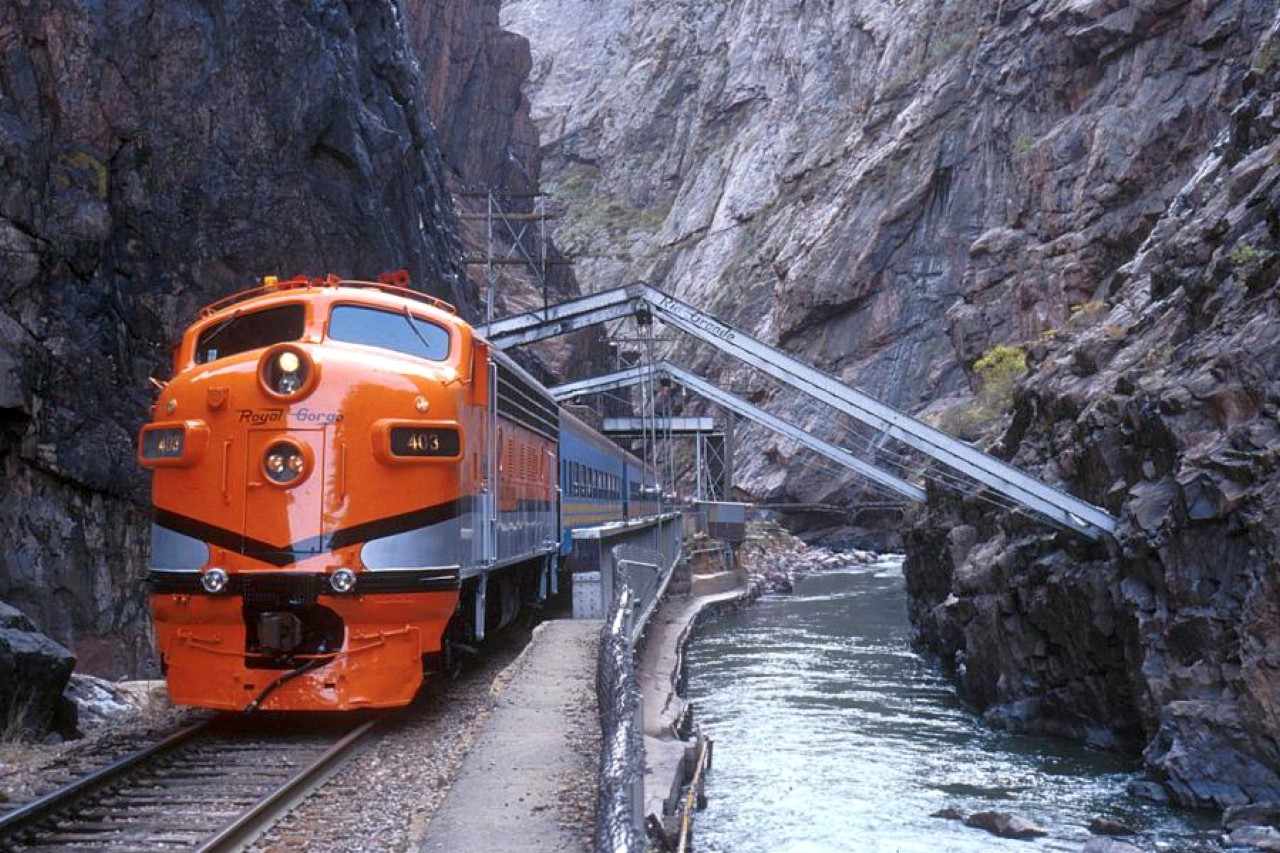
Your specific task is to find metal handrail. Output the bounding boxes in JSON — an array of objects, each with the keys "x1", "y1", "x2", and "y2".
[{"x1": 197, "y1": 273, "x2": 457, "y2": 318}]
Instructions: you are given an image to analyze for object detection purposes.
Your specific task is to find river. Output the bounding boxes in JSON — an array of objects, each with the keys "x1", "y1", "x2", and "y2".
[{"x1": 685, "y1": 555, "x2": 1220, "y2": 852}]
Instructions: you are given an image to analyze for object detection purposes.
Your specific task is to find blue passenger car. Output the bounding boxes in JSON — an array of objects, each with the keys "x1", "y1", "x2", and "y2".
[{"x1": 557, "y1": 409, "x2": 660, "y2": 553}]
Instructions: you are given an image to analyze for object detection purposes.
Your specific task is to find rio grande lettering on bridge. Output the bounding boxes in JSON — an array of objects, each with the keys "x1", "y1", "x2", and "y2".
[{"x1": 653, "y1": 294, "x2": 736, "y2": 342}]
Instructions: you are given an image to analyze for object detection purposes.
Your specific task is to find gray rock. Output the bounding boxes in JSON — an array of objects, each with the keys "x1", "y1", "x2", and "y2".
[
  {"x1": 1081, "y1": 839, "x2": 1145, "y2": 853},
  {"x1": 1127, "y1": 781, "x2": 1171, "y2": 804},
  {"x1": 0, "y1": 601, "x2": 76, "y2": 738},
  {"x1": 1088, "y1": 817, "x2": 1136, "y2": 836},
  {"x1": 964, "y1": 810, "x2": 1049, "y2": 840},
  {"x1": 1225, "y1": 803, "x2": 1280, "y2": 831},
  {"x1": 64, "y1": 673, "x2": 143, "y2": 728},
  {"x1": 1228, "y1": 825, "x2": 1280, "y2": 852}
]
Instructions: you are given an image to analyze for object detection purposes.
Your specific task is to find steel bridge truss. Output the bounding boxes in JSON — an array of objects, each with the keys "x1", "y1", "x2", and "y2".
[
  {"x1": 603, "y1": 415, "x2": 731, "y2": 501},
  {"x1": 552, "y1": 361, "x2": 926, "y2": 503},
  {"x1": 485, "y1": 284, "x2": 1118, "y2": 540}
]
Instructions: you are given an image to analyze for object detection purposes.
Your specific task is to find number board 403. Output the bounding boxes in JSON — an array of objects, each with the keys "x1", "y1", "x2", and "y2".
[{"x1": 390, "y1": 426, "x2": 461, "y2": 458}]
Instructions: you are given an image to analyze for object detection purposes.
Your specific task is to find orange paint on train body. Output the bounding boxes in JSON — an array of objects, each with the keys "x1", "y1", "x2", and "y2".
[{"x1": 139, "y1": 275, "x2": 553, "y2": 711}]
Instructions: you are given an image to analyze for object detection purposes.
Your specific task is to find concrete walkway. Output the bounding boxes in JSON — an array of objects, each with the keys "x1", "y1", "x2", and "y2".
[
  {"x1": 419, "y1": 563, "x2": 751, "y2": 850},
  {"x1": 420, "y1": 619, "x2": 600, "y2": 853},
  {"x1": 636, "y1": 574, "x2": 750, "y2": 829}
]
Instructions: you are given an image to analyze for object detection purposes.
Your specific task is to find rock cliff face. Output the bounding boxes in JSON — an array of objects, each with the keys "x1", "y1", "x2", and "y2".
[
  {"x1": 0, "y1": 0, "x2": 543, "y2": 677},
  {"x1": 505, "y1": 0, "x2": 1280, "y2": 809},
  {"x1": 408, "y1": 0, "x2": 541, "y2": 196},
  {"x1": 502, "y1": 0, "x2": 1272, "y2": 504},
  {"x1": 408, "y1": 0, "x2": 590, "y2": 379},
  {"x1": 907, "y1": 15, "x2": 1280, "y2": 808}
]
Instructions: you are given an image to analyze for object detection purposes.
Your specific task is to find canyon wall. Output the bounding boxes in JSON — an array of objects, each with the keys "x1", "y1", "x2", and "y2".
[
  {"x1": 906, "y1": 15, "x2": 1280, "y2": 808},
  {"x1": 504, "y1": 0, "x2": 1280, "y2": 807},
  {"x1": 503, "y1": 0, "x2": 1271, "y2": 505},
  {"x1": 0, "y1": 0, "x2": 542, "y2": 676}
]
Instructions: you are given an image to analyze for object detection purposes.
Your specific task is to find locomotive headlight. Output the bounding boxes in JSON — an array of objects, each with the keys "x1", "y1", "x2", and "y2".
[
  {"x1": 263, "y1": 440, "x2": 309, "y2": 485},
  {"x1": 259, "y1": 345, "x2": 315, "y2": 400},
  {"x1": 200, "y1": 567, "x2": 230, "y2": 594},
  {"x1": 329, "y1": 568, "x2": 357, "y2": 594}
]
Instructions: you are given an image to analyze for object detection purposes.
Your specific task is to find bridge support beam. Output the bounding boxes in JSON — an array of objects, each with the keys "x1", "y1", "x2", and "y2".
[
  {"x1": 488, "y1": 284, "x2": 1116, "y2": 539},
  {"x1": 552, "y1": 362, "x2": 926, "y2": 503}
]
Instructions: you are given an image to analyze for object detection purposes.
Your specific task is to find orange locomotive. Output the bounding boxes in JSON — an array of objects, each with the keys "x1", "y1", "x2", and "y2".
[{"x1": 138, "y1": 273, "x2": 560, "y2": 711}]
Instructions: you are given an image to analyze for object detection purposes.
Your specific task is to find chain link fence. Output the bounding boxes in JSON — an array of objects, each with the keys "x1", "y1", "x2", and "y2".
[
  {"x1": 595, "y1": 539, "x2": 677, "y2": 852},
  {"x1": 594, "y1": 584, "x2": 644, "y2": 853}
]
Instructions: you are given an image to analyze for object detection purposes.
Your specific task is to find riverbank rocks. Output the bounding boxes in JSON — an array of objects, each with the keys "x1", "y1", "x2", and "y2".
[
  {"x1": 1081, "y1": 840, "x2": 1145, "y2": 853},
  {"x1": 62, "y1": 675, "x2": 169, "y2": 730},
  {"x1": 738, "y1": 522, "x2": 885, "y2": 594},
  {"x1": 963, "y1": 810, "x2": 1048, "y2": 840},
  {"x1": 1227, "y1": 826, "x2": 1280, "y2": 852},
  {"x1": 0, "y1": 602, "x2": 75, "y2": 739}
]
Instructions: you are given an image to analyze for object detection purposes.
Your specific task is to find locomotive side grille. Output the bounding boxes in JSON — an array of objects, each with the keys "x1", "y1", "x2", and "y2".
[{"x1": 494, "y1": 358, "x2": 558, "y2": 440}]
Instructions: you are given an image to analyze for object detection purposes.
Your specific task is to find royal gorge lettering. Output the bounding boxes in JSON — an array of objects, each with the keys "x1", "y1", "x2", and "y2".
[
  {"x1": 239, "y1": 408, "x2": 284, "y2": 426},
  {"x1": 237, "y1": 408, "x2": 344, "y2": 426}
]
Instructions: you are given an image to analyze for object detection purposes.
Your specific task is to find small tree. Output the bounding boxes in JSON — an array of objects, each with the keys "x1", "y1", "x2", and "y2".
[{"x1": 973, "y1": 344, "x2": 1028, "y2": 408}]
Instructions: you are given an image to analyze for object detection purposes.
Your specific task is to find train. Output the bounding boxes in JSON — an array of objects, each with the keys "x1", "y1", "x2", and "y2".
[{"x1": 137, "y1": 272, "x2": 660, "y2": 712}]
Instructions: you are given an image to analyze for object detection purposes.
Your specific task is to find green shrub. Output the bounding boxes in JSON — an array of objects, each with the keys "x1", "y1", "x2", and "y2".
[
  {"x1": 973, "y1": 343, "x2": 1028, "y2": 403},
  {"x1": 935, "y1": 344, "x2": 1029, "y2": 442},
  {"x1": 1230, "y1": 242, "x2": 1271, "y2": 267}
]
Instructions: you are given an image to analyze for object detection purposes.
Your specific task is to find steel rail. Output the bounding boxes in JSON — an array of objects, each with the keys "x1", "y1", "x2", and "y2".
[
  {"x1": 196, "y1": 717, "x2": 379, "y2": 852},
  {"x1": 0, "y1": 718, "x2": 213, "y2": 839},
  {"x1": 0, "y1": 716, "x2": 379, "y2": 853}
]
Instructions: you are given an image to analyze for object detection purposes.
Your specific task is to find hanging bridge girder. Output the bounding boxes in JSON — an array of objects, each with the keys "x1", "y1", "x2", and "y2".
[
  {"x1": 551, "y1": 362, "x2": 927, "y2": 503},
  {"x1": 603, "y1": 416, "x2": 718, "y2": 436},
  {"x1": 485, "y1": 284, "x2": 1118, "y2": 540}
]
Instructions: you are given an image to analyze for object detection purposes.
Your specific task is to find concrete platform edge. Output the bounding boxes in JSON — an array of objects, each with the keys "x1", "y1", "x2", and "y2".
[{"x1": 637, "y1": 578, "x2": 756, "y2": 837}]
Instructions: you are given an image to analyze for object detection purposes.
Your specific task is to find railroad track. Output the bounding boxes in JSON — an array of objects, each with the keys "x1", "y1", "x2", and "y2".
[{"x1": 0, "y1": 714, "x2": 380, "y2": 852}]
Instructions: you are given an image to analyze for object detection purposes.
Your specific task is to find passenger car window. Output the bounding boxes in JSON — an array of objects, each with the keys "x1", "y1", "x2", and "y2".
[
  {"x1": 195, "y1": 304, "x2": 305, "y2": 364},
  {"x1": 328, "y1": 305, "x2": 450, "y2": 361}
]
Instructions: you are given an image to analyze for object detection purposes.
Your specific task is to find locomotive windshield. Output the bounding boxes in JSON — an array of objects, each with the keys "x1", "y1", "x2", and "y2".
[
  {"x1": 328, "y1": 304, "x2": 450, "y2": 361},
  {"x1": 194, "y1": 304, "x2": 306, "y2": 364}
]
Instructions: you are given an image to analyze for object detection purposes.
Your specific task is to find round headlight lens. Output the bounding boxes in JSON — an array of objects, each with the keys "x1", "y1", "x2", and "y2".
[
  {"x1": 260, "y1": 347, "x2": 312, "y2": 399},
  {"x1": 200, "y1": 567, "x2": 229, "y2": 594},
  {"x1": 264, "y1": 442, "x2": 306, "y2": 484},
  {"x1": 329, "y1": 568, "x2": 357, "y2": 594}
]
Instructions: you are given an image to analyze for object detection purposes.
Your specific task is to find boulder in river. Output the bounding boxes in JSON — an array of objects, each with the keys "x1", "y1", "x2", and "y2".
[
  {"x1": 1081, "y1": 839, "x2": 1146, "y2": 853},
  {"x1": 1088, "y1": 817, "x2": 1136, "y2": 836},
  {"x1": 1225, "y1": 802, "x2": 1280, "y2": 831},
  {"x1": 963, "y1": 810, "x2": 1048, "y2": 839}
]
